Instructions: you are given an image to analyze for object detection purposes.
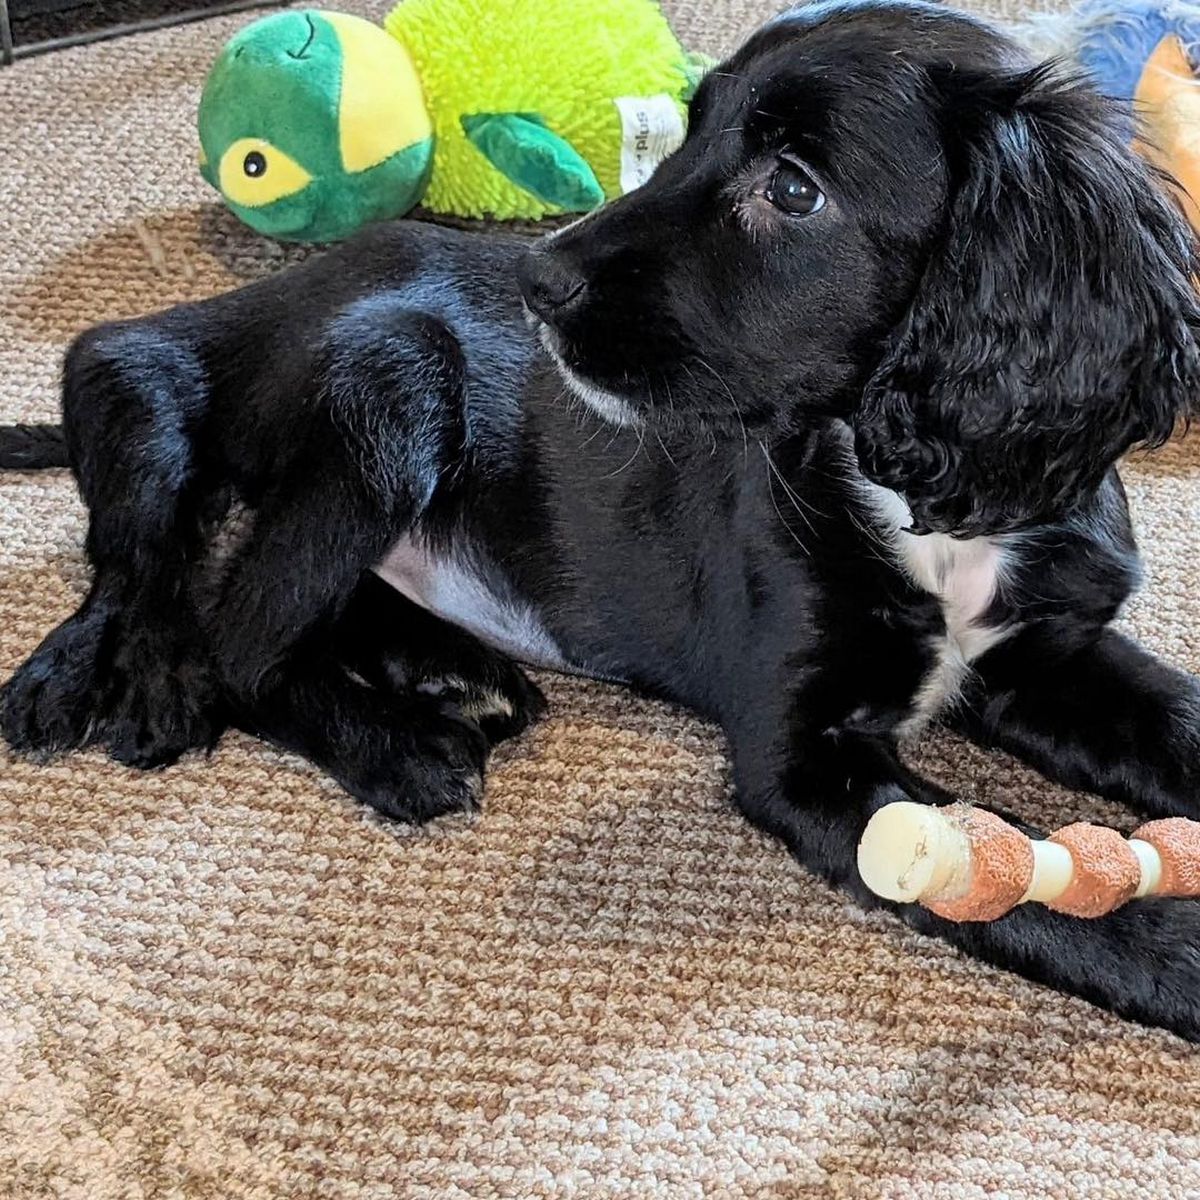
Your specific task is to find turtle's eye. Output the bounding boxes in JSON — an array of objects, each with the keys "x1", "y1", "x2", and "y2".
[{"x1": 218, "y1": 137, "x2": 312, "y2": 207}]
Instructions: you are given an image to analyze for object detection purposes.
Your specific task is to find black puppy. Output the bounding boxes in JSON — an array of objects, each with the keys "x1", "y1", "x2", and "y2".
[{"x1": 4, "y1": 1, "x2": 1200, "y2": 1039}]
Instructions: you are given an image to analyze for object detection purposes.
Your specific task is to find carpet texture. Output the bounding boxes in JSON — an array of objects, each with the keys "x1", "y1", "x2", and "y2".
[{"x1": 2, "y1": 1, "x2": 1198, "y2": 1197}]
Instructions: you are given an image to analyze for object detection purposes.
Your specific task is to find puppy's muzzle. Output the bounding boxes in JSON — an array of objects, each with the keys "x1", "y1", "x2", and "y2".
[{"x1": 517, "y1": 248, "x2": 588, "y2": 325}]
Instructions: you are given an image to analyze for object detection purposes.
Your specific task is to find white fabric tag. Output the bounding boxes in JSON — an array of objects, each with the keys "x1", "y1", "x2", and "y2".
[{"x1": 614, "y1": 94, "x2": 686, "y2": 193}]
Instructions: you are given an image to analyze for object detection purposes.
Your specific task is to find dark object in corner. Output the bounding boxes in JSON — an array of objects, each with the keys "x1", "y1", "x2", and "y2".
[{"x1": 1, "y1": 0, "x2": 287, "y2": 66}]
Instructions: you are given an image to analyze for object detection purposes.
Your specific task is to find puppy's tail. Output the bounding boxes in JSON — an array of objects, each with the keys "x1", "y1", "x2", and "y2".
[{"x1": 0, "y1": 424, "x2": 69, "y2": 470}]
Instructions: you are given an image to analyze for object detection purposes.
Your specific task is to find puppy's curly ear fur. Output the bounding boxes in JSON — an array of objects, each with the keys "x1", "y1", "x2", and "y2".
[{"x1": 853, "y1": 64, "x2": 1200, "y2": 536}]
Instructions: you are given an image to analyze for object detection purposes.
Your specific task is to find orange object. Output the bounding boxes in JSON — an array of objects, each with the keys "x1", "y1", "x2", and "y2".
[
  {"x1": 1134, "y1": 33, "x2": 1200, "y2": 231},
  {"x1": 923, "y1": 809, "x2": 1034, "y2": 922},
  {"x1": 1045, "y1": 823, "x2": 1141, "y2": 917},
  {"x1": 1134, "y1": 818, "x2": 1200, "y2": 894}
]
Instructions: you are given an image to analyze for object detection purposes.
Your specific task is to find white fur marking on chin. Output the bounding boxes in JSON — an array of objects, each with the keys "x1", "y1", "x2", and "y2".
[{"x1": 536, "y1": 325, "x2": 644, "y2": 429}]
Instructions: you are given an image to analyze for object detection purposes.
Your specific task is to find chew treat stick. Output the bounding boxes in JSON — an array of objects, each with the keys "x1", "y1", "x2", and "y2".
[{"x1": 856, "y1": 803, "x2": 1200, "y2": 922}]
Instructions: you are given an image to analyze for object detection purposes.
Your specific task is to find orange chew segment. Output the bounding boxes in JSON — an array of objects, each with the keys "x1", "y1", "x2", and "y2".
[
  {"x1": 1045, "y1": 824, "x2": 1140, "y2": 917},
  {"x1": 925, "y1": 808, "x2": 1033, "y2": 922},
  {"x1": 1132, "y1": 818, "x2": 1200, "y2": 897}
]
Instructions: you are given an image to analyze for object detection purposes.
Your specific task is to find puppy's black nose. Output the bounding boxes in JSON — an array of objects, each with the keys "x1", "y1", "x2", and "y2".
[{"x1": 517, "y1": 249, "x2": 587, "y2": 322}]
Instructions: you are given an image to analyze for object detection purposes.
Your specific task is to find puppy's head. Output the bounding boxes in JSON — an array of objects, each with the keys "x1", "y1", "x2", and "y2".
[{"x1": 519, "y1": 0, "x2": 1199, "y2": 535}]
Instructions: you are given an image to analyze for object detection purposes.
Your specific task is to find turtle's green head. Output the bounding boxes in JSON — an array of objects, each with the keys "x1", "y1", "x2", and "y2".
[{"x1": 198, "y1": 10, "x2": 434, "y2": 241}]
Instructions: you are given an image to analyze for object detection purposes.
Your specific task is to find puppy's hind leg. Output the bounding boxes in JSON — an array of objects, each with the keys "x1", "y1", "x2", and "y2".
[
  {"x1": 247, "y1": 578, "x2": 549, "y2": 823},
  {"x1": 239, "y1": 645, "x2": 495, "y2": 823},
  {"x1": 2, "y1": 321, "x2": 224, "y2": 765},
  {"x1": 209, "y1": 299, "x2": 493, "y2": 818}
]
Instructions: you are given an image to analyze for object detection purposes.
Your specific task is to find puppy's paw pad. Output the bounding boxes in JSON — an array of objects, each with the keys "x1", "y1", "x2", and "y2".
[
  {"x1": 351, "y1": 759, "x2": 484, "y2": 824},
  {"x1": 105, "y1": 676, "x2": 222, "y2": 769},
  {"x1": 419, "y1": 676, "x2": 514, "y2": 721},
  {"x1": 413, "y1": 761, "x2": 485, "y2": 822}
]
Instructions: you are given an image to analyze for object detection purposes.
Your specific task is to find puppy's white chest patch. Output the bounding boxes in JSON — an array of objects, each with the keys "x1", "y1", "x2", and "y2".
[
  {"x1": 896, "y1": 527, "x2": 1008, "y2": 662},
  {"x1": 375, "y1": 538, "x2": 567, "y2": 669},
  {"x1": 863, "y1": 485, "x2": 1013, "y2": 733}
]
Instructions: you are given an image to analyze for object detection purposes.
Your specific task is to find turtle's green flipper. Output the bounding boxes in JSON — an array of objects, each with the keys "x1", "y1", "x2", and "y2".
[
  {"x1": 682, "y1": 50, "x2": 715, "y2": 101},
  {"x1": 461, "y1": 112, "x2": 604, "y2": 213}
]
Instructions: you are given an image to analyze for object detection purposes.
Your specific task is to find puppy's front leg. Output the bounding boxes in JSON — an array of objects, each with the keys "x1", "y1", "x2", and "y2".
[
  {"x1": 952, "y1": 628, "x2": 1200, "y2": 821},
  {"x1": 731, "y1": 726, "x2": 1200, "y2": 1042}
]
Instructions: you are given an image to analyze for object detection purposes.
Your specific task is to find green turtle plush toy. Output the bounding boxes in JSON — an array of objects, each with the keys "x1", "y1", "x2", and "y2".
[{"x1": 198, "y1": 0, "x2": 709, "y2": 242}]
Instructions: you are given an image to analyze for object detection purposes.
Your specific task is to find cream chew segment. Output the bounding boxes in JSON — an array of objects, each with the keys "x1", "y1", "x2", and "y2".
[{"x1": 857, "y1": 802, "x2": 1200, "y2": 921}]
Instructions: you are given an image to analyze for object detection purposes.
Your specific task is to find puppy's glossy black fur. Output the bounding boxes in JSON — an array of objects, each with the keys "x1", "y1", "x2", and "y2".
[{"x1": 5, "y1": 2, "x2": 1200, "y2": 1039}]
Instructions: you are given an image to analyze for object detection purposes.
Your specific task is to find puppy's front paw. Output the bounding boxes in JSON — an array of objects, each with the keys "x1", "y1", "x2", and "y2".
[{"x1": 1, "y1": 608, "x2": 108, "y2": 755}]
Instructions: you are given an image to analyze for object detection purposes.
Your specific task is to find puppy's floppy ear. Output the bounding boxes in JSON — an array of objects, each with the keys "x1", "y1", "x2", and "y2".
[{"x1": 853, "y1": 64, "x2": 1200, "y2": 536}]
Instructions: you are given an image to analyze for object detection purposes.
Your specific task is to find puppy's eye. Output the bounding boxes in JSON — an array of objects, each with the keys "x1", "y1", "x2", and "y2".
[{"x1": 765, "y1": 159, "x2": 825, "y2": 216}]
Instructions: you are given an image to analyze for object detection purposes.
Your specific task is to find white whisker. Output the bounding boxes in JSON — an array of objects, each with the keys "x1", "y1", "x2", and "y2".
[
  {"x1": 604, "y1": 422, "x2": 648, "y2": 480},
  {"x1": 760, "y1": 441, "x2": 813, "y2": 555},
  {"x1": 693, "y1": 356, "x2": 748, "y2": 459}
]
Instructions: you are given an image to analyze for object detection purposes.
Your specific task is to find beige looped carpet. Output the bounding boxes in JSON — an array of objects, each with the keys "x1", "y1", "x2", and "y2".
[{"x1": 1, "y1": 2, "x2": 1198, "y2": 1197}]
